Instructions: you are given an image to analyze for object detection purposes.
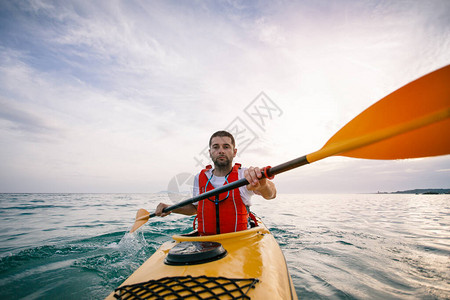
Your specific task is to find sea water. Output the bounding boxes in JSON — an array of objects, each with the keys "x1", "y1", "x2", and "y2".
[{"x1": 0, "y1": 193, "x2": 448, "y2": 299}]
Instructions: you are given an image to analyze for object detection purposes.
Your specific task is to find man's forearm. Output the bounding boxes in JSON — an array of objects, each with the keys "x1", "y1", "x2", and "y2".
[
  {"x1": 173, "y1": 203, "x2": 197, "y2": 215},
  {"x1": 255, "y1": 180, "x2": 277, "y2": 200}
]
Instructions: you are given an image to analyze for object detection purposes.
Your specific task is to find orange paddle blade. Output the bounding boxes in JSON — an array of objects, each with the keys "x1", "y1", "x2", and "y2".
[
  {"x1": 317, "y1": 65, "x2": 450, "y2": 161},
  {"x1": 130, "y1": 209, "x2": 150, "y2": 233}
]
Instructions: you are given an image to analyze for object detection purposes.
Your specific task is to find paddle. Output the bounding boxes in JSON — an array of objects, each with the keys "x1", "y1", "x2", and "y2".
[{"x1": 130, "y1": 65, "x2": 450, "y2": 233}]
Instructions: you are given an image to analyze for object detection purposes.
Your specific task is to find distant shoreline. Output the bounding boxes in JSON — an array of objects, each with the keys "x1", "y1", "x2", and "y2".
[{"x1": 376, "y1": 188, "x2": 450, "y2": 195}]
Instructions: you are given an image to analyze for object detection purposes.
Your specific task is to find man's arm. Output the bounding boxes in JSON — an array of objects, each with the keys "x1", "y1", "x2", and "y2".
[
  {"x1": 245, "y1": 167, "x2": 277, "y2": 200},
  {"x1": 155, "y1": 202, "x2": 197, "y2": 217},
  {"x1": 155, "y1": 173, "x2": 200, "y2": 217}
]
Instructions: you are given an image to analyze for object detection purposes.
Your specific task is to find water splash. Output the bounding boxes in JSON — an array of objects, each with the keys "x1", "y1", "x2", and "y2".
[{"x1": 108, "y1": 231, "x2": 147, "y2": 253}]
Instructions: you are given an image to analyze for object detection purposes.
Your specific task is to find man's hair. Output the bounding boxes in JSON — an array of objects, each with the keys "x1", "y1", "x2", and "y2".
[{"x1": 209, "y1": 130, "x2": 236, "y2": 148}]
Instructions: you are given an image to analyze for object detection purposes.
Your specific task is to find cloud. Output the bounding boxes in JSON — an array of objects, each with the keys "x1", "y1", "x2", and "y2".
[
  {"x1": 0, "y1": 0, "x2": 449, "y2": 192},
  {"x1": 0, "y1": 98, "x2": 57, "y2": 135}
]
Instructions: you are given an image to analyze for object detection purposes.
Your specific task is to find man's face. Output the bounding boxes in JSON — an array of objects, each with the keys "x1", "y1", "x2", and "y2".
[{"x1": 209, "y1": 136, "x2": 237, "y2": 168}]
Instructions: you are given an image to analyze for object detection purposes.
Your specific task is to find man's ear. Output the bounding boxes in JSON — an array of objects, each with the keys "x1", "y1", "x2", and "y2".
[{"x1": 233, "y1": 148, "x2": 237, "y2": 157}]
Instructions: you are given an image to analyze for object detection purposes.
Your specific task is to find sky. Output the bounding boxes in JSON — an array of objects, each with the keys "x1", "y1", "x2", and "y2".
[{"x1": 0, "y1": 0, "x2": 449, "y2": 194}]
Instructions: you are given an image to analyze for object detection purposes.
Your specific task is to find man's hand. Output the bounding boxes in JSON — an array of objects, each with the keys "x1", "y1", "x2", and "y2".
[
  {"x1": 155, "y1": 202, "x2": 172, "y2": 217},
  {"x1": 245, "y1": 167, "x2": 276, "y2": 199},
  {"x1": 245, "y1": 167, "x2": 265, "y2": 188}
]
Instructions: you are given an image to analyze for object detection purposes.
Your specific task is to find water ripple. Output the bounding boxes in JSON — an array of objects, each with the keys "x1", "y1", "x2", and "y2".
[{"x1": 1, "y1": 193, "x2": 449, "y2": 299}]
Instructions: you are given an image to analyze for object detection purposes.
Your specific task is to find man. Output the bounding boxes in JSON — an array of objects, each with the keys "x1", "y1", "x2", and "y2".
[{"x1": 155, "y1": 130, "x2": 276, "y2": 235}]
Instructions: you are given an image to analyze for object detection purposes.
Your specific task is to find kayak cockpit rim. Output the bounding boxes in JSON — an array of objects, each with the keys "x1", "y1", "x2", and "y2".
[{"x1": 172, "y1": 224, "x2": 270, "y2": 242}]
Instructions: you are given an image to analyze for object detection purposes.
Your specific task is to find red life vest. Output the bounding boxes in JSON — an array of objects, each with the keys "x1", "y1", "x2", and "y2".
[{"x1": 197, "y1": 163, "x2": 249, "y2": 235}]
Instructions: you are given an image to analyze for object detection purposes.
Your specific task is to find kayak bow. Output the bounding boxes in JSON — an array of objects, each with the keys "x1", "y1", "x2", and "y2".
[{"x1": 107, "y1": 218, "x2": 297, "y2": 299}]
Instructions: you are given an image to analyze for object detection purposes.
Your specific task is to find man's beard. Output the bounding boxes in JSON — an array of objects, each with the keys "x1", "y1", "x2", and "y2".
[{"x1": 213, "y1": 156, "x2": 231, "y2": 168}]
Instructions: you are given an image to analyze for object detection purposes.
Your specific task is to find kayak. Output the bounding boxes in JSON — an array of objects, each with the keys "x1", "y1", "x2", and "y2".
[{"x1": 106, "y1": 217, "x2": 297, "y2": 299}]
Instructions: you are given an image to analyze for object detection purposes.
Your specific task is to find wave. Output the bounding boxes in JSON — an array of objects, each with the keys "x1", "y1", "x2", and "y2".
[{"x1": 0, "y1": 229, "x2": 161, "y2": 299}]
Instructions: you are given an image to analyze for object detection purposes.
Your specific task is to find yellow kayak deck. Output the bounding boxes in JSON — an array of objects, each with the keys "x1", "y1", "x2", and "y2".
[{"x1": 107, "y1": 220, "x2": 297, "y2": 299}]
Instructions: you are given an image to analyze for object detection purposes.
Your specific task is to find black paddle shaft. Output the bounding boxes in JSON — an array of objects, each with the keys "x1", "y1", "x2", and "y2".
[{"x1": 151, "y1": 155, "x2": 309, "y2": 218}]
